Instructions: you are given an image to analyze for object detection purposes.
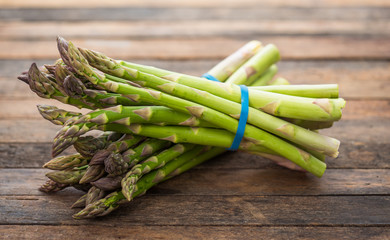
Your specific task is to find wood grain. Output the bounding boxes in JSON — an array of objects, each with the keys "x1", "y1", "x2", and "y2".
[
  {"x1": 1, "y1": 7, "x2": 389, "y2": 22},
  {"x1": 2, "y1": 0, "x2": 390, "y2": 8},
  {"x1": 1, "y1": 37, "x2": 389, "y2": 60},
  {"x1": 1, "y1": 225, "x2": 389, "y2": 240},
  {"x1": 0, "y1": 1, "x2": 389, "y2": 235},
  {"x1": 2, "y1": 169, "x2": 390, "y2": 196},
  {"x1": 1, "y1": 195, "x2": 390, "y2": 225},
  {"x1": 1, "y1": 20, "x2": 389, "y2": 40}
]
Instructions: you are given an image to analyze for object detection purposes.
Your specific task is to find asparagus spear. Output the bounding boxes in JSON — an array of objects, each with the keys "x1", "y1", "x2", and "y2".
[
  {"x1": 26, "y1": 63, "x2": 100, "y2": 109},
  {"x1": 88, "y1": 134, "x2": 144, "y2": 166},
  {"x1": 250, "y1": 64, "x2": 278, "y2": 86},
  {"x1": 121, "y1": 143, "x2": 195, "y2": 200},
  {"x1": 43, "y1": 153, "x2": 88, "y2": 170},
  {"x1": 59, "y1": 41, "x2": 328, "y2": 176},
  {"x1": 55, "y1": 63, "x2": 150, "y2": 107},
  {"x1": 206, "y1": 40, "x2": 262, "y2": 82},
  {"x1": 251, "y1": 84, "x2": 339, "y2": 98},
  {"x1": 223, "y1": 44, "x2": 280, "y2": 85},
  {"x1": 268, "y1": 77, "x2": 290, "y2": 86},
  {"x1": 37, "y1": 104, "x2": 81, "y2": 125},
  {"x1": 71, "y1": 43, "x2": 341, "y2": 156},
  {"x1": 91, "y1": 175, "x2": 123, "y2": 191},
  {"x1": 105, "y1": 138, "x2": 172, "y2": 175},
  {"x1": 73, "y1": 132, "x2": 123, "y2": 158},
  {"x1": 86, "y1": 186, "x2": 106, "y2": 206},
  {"x1": 102, "y1": 134, "x2": 145, "y2": 173},
  {"x1": 71, "y1": 194, "x2": 87, "y2": 208},
  {"x1": 52, "y1": 105, "x2": 214, "y2": 156},
  {"x1": 79, "y1": 165, "x2": 105, "y2": 184},
  {"x1": 39, "y1": 179, "x2": 69, "y2": 193},
  {"x1": 73, "y1": 146, "x2": 207, "y2": 219},
  {"x1": 46, "y1": 168, "x2": 86, "y2": 185},
  {"x1": 84, "y1": 46, "x2": 345, "y2": 123}
]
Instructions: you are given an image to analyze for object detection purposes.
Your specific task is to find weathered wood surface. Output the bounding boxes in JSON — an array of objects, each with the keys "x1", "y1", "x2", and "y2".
[
  {"x1": 1, "y1": 195, "x2": 390, "y2": 225},
  {"x1": 2, "y1": 0, "x2": 390, "y2": 8},
  {"x1": 1, "y1": 37, "x2": 390, "y2": 60},
  {"x1": 1, "y1": 226, "x2": 389, "y2": 240},
  {"x1": 2, "y1": 21, "x2": 390, "y2": 40},
  {"x1": 0, "y1": 0, "x2": 389, "y2": 239},
  {"x1": 1, "y1": 7, "x2": 389, "y2": 22},
  {"x1": 2, "y1": 168, "x2": 390, "y2": 196}
]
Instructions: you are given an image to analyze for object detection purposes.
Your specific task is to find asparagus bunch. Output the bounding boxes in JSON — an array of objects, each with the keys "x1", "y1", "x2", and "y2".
[{"x1": 17, "y1": 38, "x2": 345, "y2": 219}]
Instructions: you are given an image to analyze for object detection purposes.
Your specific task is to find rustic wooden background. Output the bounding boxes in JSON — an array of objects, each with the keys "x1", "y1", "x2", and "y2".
[{"x1": 1, "y1": 0, "x2": 390, "y2": 239}]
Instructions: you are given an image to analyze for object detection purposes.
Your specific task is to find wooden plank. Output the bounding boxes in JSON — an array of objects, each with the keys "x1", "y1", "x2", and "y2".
[
  {"x1": 1, "y1": 0, "x2": 390, "y2": 8},
  {"x1": 1, "y1": 141, "x2": 389, "y2": 169},
  {"x1": 2, "y1": 60, "x2": 390, "y2": 99},
  {"x1": 1, "y1": 226, "x2": 390, "y2": 240},
  {"x1": 0, "y1": 37, "x2": 389, "y2": 60},
  {"x1": 1, "y1": 226, "x2": 389, "y2": 240},
  {"x1": 2, "y1": 168, "x2": 390, "y2": 196},
  {"x1": 0, "y1": 7, "x2": 389, "y2": 22},
  {"x1": 2, "y1": 21, "x2": 389, "y2": 40},
  {"x1": 1, "y1": 195, "x2": 389, "y2": 225}
]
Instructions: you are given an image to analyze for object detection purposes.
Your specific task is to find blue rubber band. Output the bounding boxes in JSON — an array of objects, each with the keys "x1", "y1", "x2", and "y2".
[
  {"x1": 202, "y1": 73, "x2": 220, "y2": 82},
  {"x1": 201, "y1": 73, "x2": 249, "y2": 151},
  {"x1": 227, "y1": 85, "x2": 249, "y2": 151}
]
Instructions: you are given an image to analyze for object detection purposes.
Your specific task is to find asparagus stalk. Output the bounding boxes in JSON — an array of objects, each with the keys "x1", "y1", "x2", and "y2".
[
  {"x1": 96, "y1": 124, "x2": 306, "y2": 159},
  {"x1": 121, "y1": 143, "x2": 195, "y2": 200},
  {"x1": 250, "y1": 64, "x2": 278, "y2": 86},
  {"x1": 73, "y1": 132, "x2": 123, "y2": 158},
  {"x1": 73, "y1": 146, "x2": 207, "y2": 219},
  {"x1": 206, "y1": 40, "x2": 262, "y2": 82},
  {"x1": 79, "y1": 165, "x2": 105, "y2": 184},
  {"x1": 88, "y1": 134, "x2": 146, "y2": 166},
  {"x1": 81, "y1": 45, "x2": 345, "y2": 122},
  {"x1": 71, "y1": 194, "x2": 87, "y2": 208},
  {"x1": 268, "y1": 77, "x2": 290, "y2": 86},
  {"x1": 251, "y1": 84, "x2": 339, "y2": 98},
  {"x1": 72, "y1": 43, "x2": 341, "y2": 156},
  {"x1": 60, "y1": 41, "x2": 328, "y2": 176},
  {"x1": 39, "y1": 179, "x2": 69, "y2": 193},
  {"x1": 223, "y1": 44, "x2": 279, "y2": 85},
  {"x1": 86, "y1": 186, "x2": 106, "y2": 206},
  {"x1": 102, "y1": 134, "x2": 145, "y2": 173},
  {"x1": 46, "y1": 168, "x2": 86, "y2": 185},
  {"x1": 55, "y1": 63, "x2": 150, "y2": 107},
  {"x1": 52, "y1": 105, "x2": 214, "y2": 156},
  {"x1": 26, "y1": 63, "x2": 101, "y2": 109},
  {"x1": 105, "y1": 138, "x2": 172, "y2": 175},
  {"x1": 37, "y1": 104, "x2": 81, "y2": 125},
  {"x1": 43, "y1": 153, "x2": 88, "y2": 170},
  {"x1": 91, "y1": 175, "x2": 123, "y2": 191}
]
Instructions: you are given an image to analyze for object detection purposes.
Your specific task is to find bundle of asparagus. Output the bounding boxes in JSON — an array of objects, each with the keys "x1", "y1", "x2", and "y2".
[{"x1": 18, "y1": 38, "x2": 345, "y2": 219}]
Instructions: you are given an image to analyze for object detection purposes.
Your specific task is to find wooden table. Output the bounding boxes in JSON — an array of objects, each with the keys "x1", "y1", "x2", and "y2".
[{"x1": 1, "y1": 1, "x2": 390, "y2": 239}]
